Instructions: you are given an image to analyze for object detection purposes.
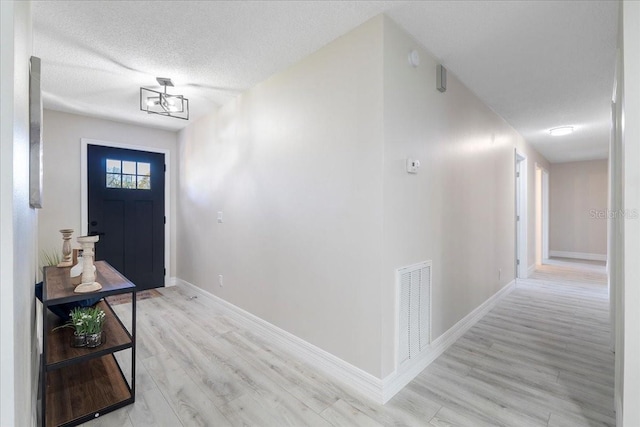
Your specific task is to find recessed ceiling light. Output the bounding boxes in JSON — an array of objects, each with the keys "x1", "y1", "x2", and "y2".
[{"x1": 549, "y1": 126, "x2": 574, "y2": 136}]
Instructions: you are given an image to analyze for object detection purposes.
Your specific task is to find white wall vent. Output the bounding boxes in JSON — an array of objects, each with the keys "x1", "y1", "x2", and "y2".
[{"x1": 397, "y1": 261, "x2": 432, "y2": 367}]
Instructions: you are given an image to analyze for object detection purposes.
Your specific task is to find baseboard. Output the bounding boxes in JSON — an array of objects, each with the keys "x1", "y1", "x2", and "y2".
[
  {"x1": 527, "y1": 263, "x2": 536, "y2": 277},
  {"x1": 174, "y1": 277, "x2": 514, "y2": 404},
  {"x1": 549, "y1": 250, "x2": 606, "y2": 262},
  {"x1": 166, "y1": 277, "x2": 178, "y2": 287},
  {"x1": 380, "y1": 279, "x2": 515, "y2": 402},
  {"x1": 615, "y1": 394, "x2": 622, "y2": 425},
  {"x1": 174, "y1": 278, "x2": 384, "y2": 403}
]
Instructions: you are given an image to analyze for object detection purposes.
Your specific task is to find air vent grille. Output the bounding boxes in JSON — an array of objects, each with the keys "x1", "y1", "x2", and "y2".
[{"x1": 397, "y1": 261, "x2": 432, "y2": 367}]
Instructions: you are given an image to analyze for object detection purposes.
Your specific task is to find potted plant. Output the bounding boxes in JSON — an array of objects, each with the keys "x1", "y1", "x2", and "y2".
[
  {"x1": 54, "y1": 306, "x2": 106, "y2": 348},
  {"x1": 83, "y1": 306, "x2": 106, "y2": 348}
]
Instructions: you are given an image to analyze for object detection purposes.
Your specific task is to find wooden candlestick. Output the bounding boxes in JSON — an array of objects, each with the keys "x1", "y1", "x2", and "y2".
[
  {"x1": 74, "y1": 235, "x2": 102, "y2": 293},
  {"x1": 57, "y1": 229, "x2": 74, "y2": 267}
]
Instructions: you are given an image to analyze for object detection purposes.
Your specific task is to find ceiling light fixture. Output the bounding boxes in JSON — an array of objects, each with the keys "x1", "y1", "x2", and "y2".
[
  {"x1": 549, "y1": 126, "x2": 574, "y2": 136},
  {"x1": 140, "y1": 77, "x2": 189, "y2": 120}
]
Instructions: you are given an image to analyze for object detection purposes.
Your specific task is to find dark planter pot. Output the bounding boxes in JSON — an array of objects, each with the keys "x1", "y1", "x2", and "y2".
[
  {"x1": 71, "y1": 332, "x2": 86, "y2": 347},
  {"x1": 86, "y1": 332, "x2": 103, "y2": 348}
]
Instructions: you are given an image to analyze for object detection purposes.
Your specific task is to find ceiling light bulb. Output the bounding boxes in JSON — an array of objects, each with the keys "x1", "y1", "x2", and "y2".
[{"x1": 549, "y1": 126, "x2": 574, "y2": 136}]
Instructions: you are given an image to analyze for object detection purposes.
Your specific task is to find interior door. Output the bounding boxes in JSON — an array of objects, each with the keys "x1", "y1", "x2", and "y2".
[{"x1": 87, "y1": 144, "x2": 165, "y2": 290}]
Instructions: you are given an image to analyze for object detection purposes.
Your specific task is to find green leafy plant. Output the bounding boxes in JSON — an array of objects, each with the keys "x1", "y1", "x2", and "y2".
[
  {"x1": 80, "y1": 306, "x2": 106, "y2": 334},
  {"x1": 53, "y1": 306, "x2": 106, "y2": 335},
  {"x1": 40, "y1": 249, "x2": 62, "y2": 267}
]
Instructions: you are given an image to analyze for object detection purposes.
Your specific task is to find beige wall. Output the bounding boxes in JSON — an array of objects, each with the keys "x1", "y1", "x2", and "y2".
[
  {"x1": 549, "y1": 160, "x2": 608, "y2": 258},
  {"x1": 379, "y1": 16, "x2": 549, "y2": 376},
  {"x1": 177, "y1": 15, "x2": 550, "y2": 379},
  {"x1": 39, "y1": 110, "x2": 178, "y2": 280},
  {"x1": 0, "y1": 1, "x2": 38, "y2": 424},
  {"x1": 178, "y1": 16, "x2": 385, "y2": 376}
]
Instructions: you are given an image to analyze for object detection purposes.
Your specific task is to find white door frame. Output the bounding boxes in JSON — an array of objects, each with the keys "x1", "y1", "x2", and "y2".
[
  {"x1": 609, "y1": 98, "x2": 620, "y2": 353},
  {"x1": 535, "y1": 163, "x2": 550, "y2": 265},
  {"x1": 542, "y1": 169, "x2": 549, "y2": 261},
  {"x1": 80, "y1": 138, "x2": 171, "y2": 285},
  {"x1": 515, "y1": 150, "x2": 528, "y2": 278}
]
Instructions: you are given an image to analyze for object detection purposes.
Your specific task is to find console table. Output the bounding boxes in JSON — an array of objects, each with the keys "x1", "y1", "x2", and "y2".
[{"x1": 40, "y1": 261, "x2": 136, "y2": 426}]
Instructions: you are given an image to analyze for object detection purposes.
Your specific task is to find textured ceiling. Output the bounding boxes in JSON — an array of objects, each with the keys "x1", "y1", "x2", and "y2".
[{"x1": 33, "y1": 1, "x2": 618, "y2": 163}]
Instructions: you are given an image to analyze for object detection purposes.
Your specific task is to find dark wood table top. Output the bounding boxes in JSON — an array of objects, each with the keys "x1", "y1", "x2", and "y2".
[{"x1": 44, "y1": 261, "x2": 135, "y2": 304}]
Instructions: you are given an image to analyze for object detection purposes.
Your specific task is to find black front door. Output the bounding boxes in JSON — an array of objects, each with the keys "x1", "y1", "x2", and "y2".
[{"x1": 87, "y1": 144, "x2": 165, "y2": 290}]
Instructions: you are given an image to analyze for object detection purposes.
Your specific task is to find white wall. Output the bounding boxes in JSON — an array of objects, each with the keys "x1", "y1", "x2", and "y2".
[
  {"x1": 0, "y1": 1, "x2": 38, "y2": 425},
  {"x1": 549, "y1": 160, "x2": 608, "y2": 259},
  {"x1": 610, "y1": 40, "x2": 623, "y2": 423},
  {"x1": 178, "y1": 16, "x2": 385, "y2": 376},
  {"x1": 621, "y1": 1, "x2": 640, "y2": 425},
  {"x1": 177, "y1": 14, "x2": 550, "y2": 380},
  {"x1": 379, "y1": 16, "x2": 549, "y2": 376},
  {"x1": 39, "y1": 110, "x2": 178, "y2": 280}
]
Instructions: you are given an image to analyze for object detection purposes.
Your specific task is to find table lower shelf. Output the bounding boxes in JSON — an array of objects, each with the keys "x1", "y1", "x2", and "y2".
[
  {"x1": 45, "y1": 354, "x2": 132, "y2": 427},
  {"x1": 46, "y1": 300, "x2": 133, "y2": 368}
]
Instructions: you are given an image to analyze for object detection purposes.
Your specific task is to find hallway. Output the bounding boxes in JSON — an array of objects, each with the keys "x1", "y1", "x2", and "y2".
[
  {"x1": 89, "y1": 261, "x2": 614, "y2": 427},
  {"x1": 409, "y1": 261, "x2": 613, "y2": 426}
]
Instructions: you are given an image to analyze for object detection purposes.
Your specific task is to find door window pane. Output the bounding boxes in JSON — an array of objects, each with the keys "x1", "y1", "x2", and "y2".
[
  {"x1": 106, "y1": 173, "x2": 122, "y2": 188},
  {"x1": 137, "y1": 162, "x2": 151, "y2": 176},
  {"x1": 106, "y1": 159, "x2": 121, "y2": 173},
  {"x1": 122, "y1": 161, "x2": 136, "y2": 175},
  {"x1": 137, "y1": 175, "x2": 151, "y2": 189},
  {"x1": 105, "y1": 159, "x2": 152, "y2": 190},
  {"x1": 122, "y1": 174, "x2": 136, "y2": 189}
]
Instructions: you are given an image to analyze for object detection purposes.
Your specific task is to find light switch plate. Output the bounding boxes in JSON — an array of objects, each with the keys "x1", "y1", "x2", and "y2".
[{"x1": 407, "y1": 158, "x2": 420, "y2": 174}]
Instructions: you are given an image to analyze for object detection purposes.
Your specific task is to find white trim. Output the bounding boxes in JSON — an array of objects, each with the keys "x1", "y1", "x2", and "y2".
[
  {"x1": 0, "y1": 3, "x2": 16, "y2": 424},
  {"x1": 80, "y1": 138, "x2": 172, "y2": 285},
  {"x1": 534, "y1": 164, "x2": 550, "y2": 266},
  {"x1": 542, "y1": 169, "x2": 549, "y2": 260},
  {"x1": 616, "y1": 393, "x2": 623, "y2": 426},
  {"x1": 535, "y1": 166, "x2": 542, "y2": 265},
  {"x1": 174, "y1": 278, "x2": 385, "y2": 403},
  {"x1": 173, "y1": 277, "x2": 514, "y2": 404},
  {"x1": 381, "y1": 279, "x2": 515, "y2": 402},
  {"x1": 515, "y1": 150, "x2": 528, "y2": 279},
  {"x1": 528, "y1": 263, "x2": 536, "y2": 277},
  {"x1": 549, "y1": 250, "x2": 607, "y2": 262}
]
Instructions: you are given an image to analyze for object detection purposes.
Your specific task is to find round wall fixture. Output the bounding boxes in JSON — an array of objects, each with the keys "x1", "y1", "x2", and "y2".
[{"x1": 408, "y1": 50, "x2": 420, "y2": 67}]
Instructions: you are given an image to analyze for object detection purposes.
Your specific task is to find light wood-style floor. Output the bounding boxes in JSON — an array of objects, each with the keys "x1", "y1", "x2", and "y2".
[{"x1": 84, "y1": 260, "x2": 614, "y2": 427}]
